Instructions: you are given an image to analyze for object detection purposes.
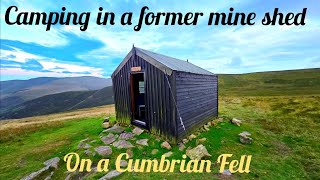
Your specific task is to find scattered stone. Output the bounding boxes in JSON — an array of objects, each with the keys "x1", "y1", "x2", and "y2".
[
  {"x1": 217, "y1": 118, "x2": 224, "y2": 122},
  {"x1": 120, "y1": 160, "x2": 128, "y2": 168},
  {"x1": 231, "y1": 118, "x2": 242, "y2": 126},
  {"x1": 188, "y1": 134, "x2": 196, "y2": 140},
  {"x1": 182, "y1": 139, "x2": 188, "y2": 144},
  {"x1": 113, "y1": 140, "x2": 134, "y2": 149},
  {"x1": 136, "y1": 139, "x2": 149, "y2": 146},
  {"x1": 239, "y1": 131, "x2": 253, "y2": 144},
  {"x1": 21, "y1": 166, "x2": 51, "y2": 180},
  {"x1": 210, "y1": 121, "x2": 216, "y2": 126},
  {"x1": 163, "y1": 151, "x2": 173, "y2": 157},
  {"x1": 103, "y1": 126, "x2": 124, "y2": 133},
  {"x1": 204, "y1": 125, "x2": 210, "y2": 131},
  {"x1": 186, "y1": 144, "x2": 211, "y2": 160},
  {"x1": 101, "y1": 134, "x2": 118, "y2": 144},
  {"x1": 178, "y1": 143, "x2": 186, "y2": 151},
  {"x1": 126, "y1": 149, "x2": 133, "y2": 158},
  {"x1": 102, "y1": 122, "x2": 111, "y2": 129},
  {"x1": 221, "y1": 169, "x2": 232, "y2": 176},
  {"x1": 196, "y1": 138, "x2": 207, "y2": 145},
  {"x1": 103, "y1": 117, "x2": 110, "y2": 122},
  {"x1": 132, "y1": 127, "x2": 144, "y2": 135},
  {"x1": 151, "y1": 149, "x2": 159, "y2": 155},
  {"x1": 44, "y1": 171, "x2": 54, "y2": 180},
  {"x1": 77, "y1": 138, "x2": 91, "y2": 149},
  {"x1": 83, "y1": 144, "x2": 91, "y2": 149},
  {"x1": 95, "y1": 146, "x2": 112, "y2": 156},
  {"x1": 161, "y1": 141, "x2": 172, "y2": 150},
  {"x1": 43, "y1": 157, "x2": 60, "y2": 169},
  {"x1": 84, "y1": 149, "x2": 93, "y2": 156},
  {"x1": 119, "y1": 132, "x2": 134, "y2": 140},
  {"x1": 98, "y1": 170, "x2": 123, "y2": 180}
]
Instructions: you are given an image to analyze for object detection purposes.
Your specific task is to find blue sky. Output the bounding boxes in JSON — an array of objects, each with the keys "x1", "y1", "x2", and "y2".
[{"x1": 1, "y1": 0, "x2": 319, "y2": 81}]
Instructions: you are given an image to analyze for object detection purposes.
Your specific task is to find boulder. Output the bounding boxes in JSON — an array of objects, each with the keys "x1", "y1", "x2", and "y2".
[
  {"x1": 21, "y1": 166, "x2": 51, "y2": 180},
  {"x1": 103, "y1": 126, "x2": 124, "y2": 133},
  {"x1": 163, "y1": 152, "x2": 173, "y2": 158},
  {"x1": 239, "y1": 131, "x2": 253, "y2": 144},
  {"x1": 102, "y1": 122, "x2": 111, "y2": 129},
  {"x1": 94, "y1": 146, "x2": 112, "y2": 156},
  {"x1": 231, "y1": 118, "x2": 242, "y2": 126},
  {"x1": 113, "y1": 140, "x2": 134, "y2": 149},
  {"x1": 161, "y1": 141, "x2": 172, "y2": 150},
  {"x1": 136, "y1": 139, "x2": 149, "y2": 146},
  {"x1": 151, "y1": 149, "x2": 159, "y2": 155},
  {"x1": 196, "y1": 138, "x2": 207, "y2": 145},
  {"x1": 43, "y1": 157, "x2": 60, "y2": 169},
  {"x1": 186, "y1": 145, "x2": 211, "y2": 160},
  {"x1": 77, "y1": 138, "x2": 91, "y2": 149},
  {"x1": 101, "y1": 134, "x2": 118, "y2": 145},
  {"x1": 188, "y1": 134, "x2": 196, "y2": 140},
  {"x1": 178, "y1": 143, "x2": 186, "y2": 151},
  {"x1": 98, "y1": 170, "x2": 123, "y2": 180},
  {"x1": 119, "y1": 132, "x2": 134, "y2": 140},
  {"x1": 126, "y1": 149, "x2": 133, "y2": 158},
  {"x1": 119, "y1": 160, "x2": 128, "y2": 168},
  {"x1": 132, "y1": 127, "x2": 144, "y2": 135}
]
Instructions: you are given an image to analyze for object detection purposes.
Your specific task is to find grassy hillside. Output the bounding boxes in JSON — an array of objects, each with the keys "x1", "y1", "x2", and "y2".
[
  {"x1": 0, "y1": 96, "x2": 319, "y2": 179},
  {"x1": 0, "y1": 86, "x2": 114, "y2": 120},
  {"x1": 218, "y1": 68, "x2": 320, "y2": 96}
]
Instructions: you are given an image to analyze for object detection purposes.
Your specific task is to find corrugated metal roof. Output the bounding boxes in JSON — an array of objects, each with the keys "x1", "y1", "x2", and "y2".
[{"x1": 136, "y1": 48, "x2": 214, "y2": 75}]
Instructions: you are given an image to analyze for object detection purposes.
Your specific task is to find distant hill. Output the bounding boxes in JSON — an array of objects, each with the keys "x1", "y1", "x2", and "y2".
[
  {"x1": 0, "y1": 76, "x2": 112, "y2": 111},
  {"x1": 218, "y1": 68, "x2": 320, "y2": 96},
  {"x1": 0, "y1": 86, "x2": 114, "y2": 119}
]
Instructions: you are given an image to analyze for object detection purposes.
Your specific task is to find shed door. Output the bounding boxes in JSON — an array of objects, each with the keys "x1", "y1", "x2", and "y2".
[{"x1": 130, "y1": 72, "x2": 147, "y2": 128}]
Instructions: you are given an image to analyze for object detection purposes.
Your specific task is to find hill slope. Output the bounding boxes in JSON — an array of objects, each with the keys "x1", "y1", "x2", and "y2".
[
  {"x1": 218, "y1": 68, "x2": 320, "y2": 96},
  {"x1": 0, "y1": 76, "x2": 112, "y2": 111},
  {"x1": 0, "y1": 86, "x2": 114, "y2": 120}
]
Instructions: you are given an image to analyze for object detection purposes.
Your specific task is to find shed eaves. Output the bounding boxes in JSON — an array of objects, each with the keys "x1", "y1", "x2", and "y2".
[{"x1": 136, "y1": 48, "x2": 214, "y2": 75}]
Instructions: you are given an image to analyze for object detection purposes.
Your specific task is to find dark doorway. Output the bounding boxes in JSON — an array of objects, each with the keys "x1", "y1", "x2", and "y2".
[{"x1": 130, "y1": 72, "x2": 146, "y2": 127}]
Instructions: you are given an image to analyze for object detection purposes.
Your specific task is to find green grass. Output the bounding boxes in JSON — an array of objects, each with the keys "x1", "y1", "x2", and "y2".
[{"x1": 0, "y1": 96, "x2": 319, "y2": 179}]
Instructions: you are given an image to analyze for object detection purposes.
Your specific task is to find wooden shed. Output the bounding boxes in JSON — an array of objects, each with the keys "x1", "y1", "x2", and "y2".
[{"x1": 111, "y1": 47, "x2": 218, "y2": 143}]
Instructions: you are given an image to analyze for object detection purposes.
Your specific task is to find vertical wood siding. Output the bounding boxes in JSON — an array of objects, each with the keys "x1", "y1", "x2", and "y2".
[
  {"x1": 112, "y1": 55, "x2": 177, "y2": 142},
  {"x1": 175, "y1": 72, "x2": 218, "y2": 140}
]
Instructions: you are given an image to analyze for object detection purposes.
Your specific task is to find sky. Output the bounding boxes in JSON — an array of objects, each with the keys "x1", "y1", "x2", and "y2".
[{"x1": 1, "y1": 0, "x2": 320, "y2": 81}]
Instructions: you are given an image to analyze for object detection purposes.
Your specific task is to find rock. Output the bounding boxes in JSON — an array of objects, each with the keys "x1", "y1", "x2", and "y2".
[
  {"x1": 119, "y1": 132, "x2": 134, "y2": 140},
  {"x1": 188, "y1": 134, "x2": 196, "y2": 140},
  {"x1": 43, "y1": 157, "x2": 60, "y2": 169},
  {"x1": 132, "y1": 127, "x2": 144, "y2": 135},
  {"x1": 178, "y1": 143, "x2": 186, "y2": 151},
  {"x1": 231, "y1": 118, "x2": 242, "y2": 126},
  {"x1": 136, "y1": 139, "x2": 148, "y2": 146},
  {"x1": 103, "y1": 117, "x2": 110, "y2": 122},
  {"x1": 21, "y1": 166, "x2": 51, "y2": 180},
  {"x1": 120, "y1": 160, "x2": 128, "y2": 167},
  {"x1": 77, "y1": 138, "x2": 91, "y2": 149},
  {"x1": 163, "y1": 151, "x2": 173, "y2": 157},
  {"x1": 239, "y1": 131, "x2": 253, "y2": 144},
  {"x1": 186, "y1": 145, "x2": 211, "y2": 160},
  {"x1": 151, "y1": 149, "x2": 159, "y2": 155},
  {"x1": 217, "y1": 118, "x2": 224, "y2": 122},
  {"x1": 206, "y1": 122, "x2": 212, "y2": 127},
  {"x1": 182, "y1": 139, "x2": 188, "y2": 144},
  {"x1": 98, "y1": 170, "x2": 123, "y2": 180},
  {"x1": 113, "y1": 140, "x2": 134, "y2": 149},
  {"x1": 102, "y1": 122, "x2": 111, "y2": 129},
  {"x1": 161, "y1": 141, "x2": 172, "y2": 150},
  {"x1": 95, "y1": 146, "x2": 112, "y2": 156},
  {"x1": 204, "y1": 125, "x2": 210, "y2": 131},
  {"x1": 126, "y1": 149, "x2": 133, "y2": 158},
  {"x1": 103, "y1": 126, "x2": 124, "y2": 133},
  {"x1": 84, "y1": 149, "x2": 93, "y2": 156},
  {"x1": 83, "y1": 144, "x2": 91, "y2": 149},
  {"x1": 101, "y1": 134, "x2": 118, "y2": 144},
  {"x1": 44, "y1": 171, "x2": 54, "y2": 180},
  {"x1": 196, "y1": 138, "x2": 207, "y2": 145},
  {"x1": 221, "y1": 169, "x2": 232, "y2": 176}
]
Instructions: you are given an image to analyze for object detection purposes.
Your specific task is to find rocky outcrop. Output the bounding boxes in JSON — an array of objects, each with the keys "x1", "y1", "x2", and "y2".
[{"x1": 186, "y1": 145, "x2": 211, "y2": 160}]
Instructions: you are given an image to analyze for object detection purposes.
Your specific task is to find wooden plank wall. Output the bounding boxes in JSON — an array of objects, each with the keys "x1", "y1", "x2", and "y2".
[{"x1": 175, "y1": 72, "x2": 218, "y2": 140}]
